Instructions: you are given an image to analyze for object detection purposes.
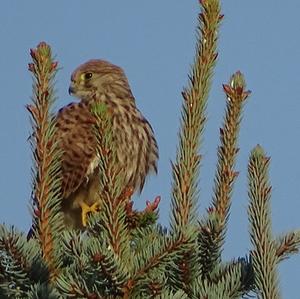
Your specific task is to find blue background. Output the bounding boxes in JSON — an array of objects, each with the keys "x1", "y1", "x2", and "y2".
[{"x1": 1, "y1": 1, "x2": 300, "y2": 297}]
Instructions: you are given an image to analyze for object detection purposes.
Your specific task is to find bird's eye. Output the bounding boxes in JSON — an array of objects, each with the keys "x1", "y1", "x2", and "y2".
[{"x1": 84, "y1": 72, "x2": 93, "y2": 80}]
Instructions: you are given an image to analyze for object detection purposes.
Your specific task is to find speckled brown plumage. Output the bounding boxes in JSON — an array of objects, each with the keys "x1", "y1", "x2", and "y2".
[
  {"x1": 56, "y1": 60, "x2": 158, "y2": 228},
  {"x1": 56, "y1": 102, "x2": 96, "y2": 198}
]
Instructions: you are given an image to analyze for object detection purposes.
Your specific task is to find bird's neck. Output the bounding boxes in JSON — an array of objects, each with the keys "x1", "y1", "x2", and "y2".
[{"x1": 82, "y1": 91, "x2": 137, "y2": 114}]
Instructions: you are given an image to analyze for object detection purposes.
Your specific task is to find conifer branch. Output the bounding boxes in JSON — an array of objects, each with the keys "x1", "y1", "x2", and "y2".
[
  {"x1": 27, "y1": 42, "x2": 63, "y2": 280},
  {"x1": 169, "y1": 0, "x2": 222, "y2": 294},
  {"x1": 192, "y1": 257, "x2": 254, "y2": 298},
  {"x1": 212, "y1": 71, "x2": 250, "y2": 224},
  {"x1": 130, "y1": 231, "x2": 193, "y2": 296},
  {"x1": 197, "y1": 73, "x2": 249, "y2": 284},
  {"x1": 0, "y1": 226, "x2": 31, "y2": 295},
  {"x1": 57, "y1": 231, "x2": 128, "y2": 297},
  {"x1": 125, "y1": 197, "x2": 160, "y2": 230},
  {"x1": 56, "y1": 272, "x2": 104, "y2": 299},
  {"x1": 170, "y1": 0, "x2": 222, "y2": 231},
  {"x1": 60, "y1": 231, "x2": 89, "y2": 272},
  {"x1": 87, "y1": 237, "x2": 129, "y2": 295},
  {"x1": 209, "y1": 257, "x2": 254, "y2": 295},
  {"x1": 0, "y1": 225, "x2": 48, "y2": 297},
  {"x1": 197, "y1": 211, "x2": 222, "y2": 277},
  {"x1": 197, "y1": 72, "x2": 250, "y2": 279},
  {"x1": 91, "y1": 103, "x2": 130, "y2": 261},
  {"x1": 248, "y1": 146, "x2": 281, "y2": 299},
  {"x1": 27, "y1": 283, "x2": 61, "y2": 299},
  {"x1": 274, "y1": 230, "x2": 300, "y2": 262},
  {"x1": 90, "y1": 103, "x2": 132, "y2": 297}
]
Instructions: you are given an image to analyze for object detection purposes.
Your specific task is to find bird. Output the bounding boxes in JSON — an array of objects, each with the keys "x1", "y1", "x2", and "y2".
[{"x1": 55, "y1": 59, "x2": 159, "y2": 228}]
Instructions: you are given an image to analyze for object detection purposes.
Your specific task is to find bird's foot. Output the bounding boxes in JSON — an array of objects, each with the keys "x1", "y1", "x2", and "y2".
[{"x1": 80, "y1": 202, "x2": 100, "y2": 226}]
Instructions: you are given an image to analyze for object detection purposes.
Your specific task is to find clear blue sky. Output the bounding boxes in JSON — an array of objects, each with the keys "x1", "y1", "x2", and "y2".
[{"x1": 1, "y1": 1, "x2": 300, "y2": 297}]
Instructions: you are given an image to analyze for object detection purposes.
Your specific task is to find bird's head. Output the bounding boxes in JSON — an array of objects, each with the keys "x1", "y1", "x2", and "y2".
[{"x1": 69, "y1": 59, "x2": 133, "y2": 100}]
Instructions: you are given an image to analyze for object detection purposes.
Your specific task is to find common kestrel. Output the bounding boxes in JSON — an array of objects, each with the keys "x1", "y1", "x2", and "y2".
[{"x1": 56, "y1": 60, "x2": 158, "y2": 228}]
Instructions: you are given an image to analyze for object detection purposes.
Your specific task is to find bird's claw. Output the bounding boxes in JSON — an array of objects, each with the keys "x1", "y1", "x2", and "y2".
[{"x1": 80, "y1": 202, "x2": 100, "y2": 226}]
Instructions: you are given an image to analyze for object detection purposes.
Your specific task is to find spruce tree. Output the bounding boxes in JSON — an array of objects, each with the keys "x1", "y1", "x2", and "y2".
[{"x1": 1, "y1": 1, "x2": 300, "y2": 298}]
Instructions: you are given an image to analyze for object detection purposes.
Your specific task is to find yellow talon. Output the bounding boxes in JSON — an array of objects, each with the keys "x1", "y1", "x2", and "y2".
[{"x1": 80, "y1": 202, "x2": 100, "y2": 226}]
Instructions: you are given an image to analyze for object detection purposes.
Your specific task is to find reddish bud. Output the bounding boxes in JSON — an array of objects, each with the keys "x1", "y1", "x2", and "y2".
[
  {"x1": 34, "y1": 208, "x2": 40, "y2": 217},
  {"x1": 219, "y1": 14, "x2": 225, "y2": 21},
  {"x1": 154, "y1": 196, "x2": 160, "y2": 204},
  {"x1": 222, "y1": 84, "x2": 233, "y2": 95},
  {"x1": 145, "y1": 196, "x2": 161, "y2": 212},
  {"x1": 93, "y1": 253, "x2": 104, "y2": 262},
  {"x1": 236, "y1": 86, "x2": 243, "y2": 96}
]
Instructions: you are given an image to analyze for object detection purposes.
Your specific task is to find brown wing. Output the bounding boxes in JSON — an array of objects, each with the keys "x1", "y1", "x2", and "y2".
[{"x1": 55, "y1": 102, "x2": 97, "y2": 198}]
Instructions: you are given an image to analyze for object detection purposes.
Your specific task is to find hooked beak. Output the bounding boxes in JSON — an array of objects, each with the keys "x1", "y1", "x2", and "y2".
[{"x1": 68, "y1": 85, "x2": 75, "y2": 95}]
